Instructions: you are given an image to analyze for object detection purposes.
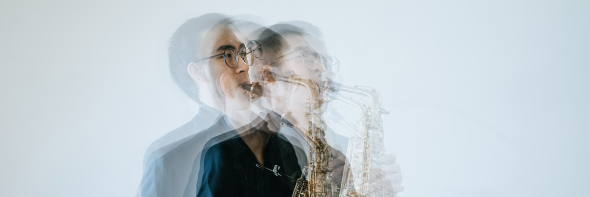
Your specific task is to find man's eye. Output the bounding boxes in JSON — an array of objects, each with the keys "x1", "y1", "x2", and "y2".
[{"x1": 225, "y1": 54, "x2": 233, "y2": 58}]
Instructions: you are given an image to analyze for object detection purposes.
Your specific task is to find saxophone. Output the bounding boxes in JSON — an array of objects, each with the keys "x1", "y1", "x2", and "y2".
[
  {"x1": 322, "y1": 88, "x2": 369, "y2": 197},
  {"x1": 322, "y1": 81, "x2": 392, "y2": 197},
  {"x1": 243, "y1": 75, "x2": 337, "y2": 197},
  {"x1": 242, "y1": 77, "x2": 391, "y2": 196}
]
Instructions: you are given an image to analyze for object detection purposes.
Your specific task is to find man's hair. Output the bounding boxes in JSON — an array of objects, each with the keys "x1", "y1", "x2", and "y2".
[
  {"x1": 277, "y1": 21, "x2": 324, "y2": 39},
  {"x1": 168, "y1": 13, "x2": 232, "y2": 102},
  {"x1": 255, "y1": 22, "x2": 323, "y2": 67},
  {"x1": 253, "y1": 27, "x2": 286, "y2": 67}
]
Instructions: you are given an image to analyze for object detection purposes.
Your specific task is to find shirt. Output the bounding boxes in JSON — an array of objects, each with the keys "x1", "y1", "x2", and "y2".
[{"x1": 197, "y1": 133, "x2": 303, "y2": 197}]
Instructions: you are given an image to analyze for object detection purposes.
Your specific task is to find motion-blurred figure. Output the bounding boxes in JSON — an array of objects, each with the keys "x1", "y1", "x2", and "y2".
[
  {"x1": 139, "y1": 13, "x2": 263, "y2": 197},
  {"x1": 249, "y1": 22, "x2": 404, "y2": 196}
]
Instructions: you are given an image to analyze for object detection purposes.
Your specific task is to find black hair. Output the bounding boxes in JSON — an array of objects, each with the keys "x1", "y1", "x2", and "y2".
[
  {"x1": 168, "y1": 13, "x2": 232, "y2": 102},
  {"x1": 255, "y1": 22, "x2": 323, "y2": 67}
]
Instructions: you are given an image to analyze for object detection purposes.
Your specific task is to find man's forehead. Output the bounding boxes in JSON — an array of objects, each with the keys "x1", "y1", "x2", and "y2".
[
  {"x1": 283, "y1": 34, "x2": 307, "y2": 49},
  {"x1": 302, "y1": 34, "x2": 327, "y2": 54},
  {"x1": 284, "y1": 34, "x2": 327, "y2": 55},
  {"x1": 202, "y1": 27, "x2": 248, "y2": 54}
]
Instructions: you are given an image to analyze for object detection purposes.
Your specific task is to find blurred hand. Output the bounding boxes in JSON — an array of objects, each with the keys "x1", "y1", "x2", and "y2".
[
  {"x1": 367, "y1": 153, "x2": 404, "y2": 197},
  {"x1": 328, "y1": 145, "x2": 347, "y2": 186}
]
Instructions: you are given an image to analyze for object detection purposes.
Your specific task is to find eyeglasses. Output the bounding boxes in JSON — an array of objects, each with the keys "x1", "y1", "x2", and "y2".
[
  {"x1": 275, "y1": 48, "x2": 339, "y2": 72},
  {"x1": 197, "y1": 40, "x2": 265, "y2": 68},
  {"x1": 323, "y1": 55, "x2": 340, "y2": 74}
]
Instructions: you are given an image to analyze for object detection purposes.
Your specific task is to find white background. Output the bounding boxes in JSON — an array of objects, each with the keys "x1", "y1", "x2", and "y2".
[{"x1": 1, "y1": 0, "x2": 588, "y2": 196}]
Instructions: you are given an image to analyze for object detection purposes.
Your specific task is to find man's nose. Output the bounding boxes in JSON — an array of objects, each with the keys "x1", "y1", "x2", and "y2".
[
  {"x1": 308, "y1": 62, "x2": 324, "y2": 73},
  {"x1": 234, "y1": 57, "x2": 249, "y2": 74},
  {"x1": 311, "y1": 65, "x2": 324, "y2": 75},
  {"x1": 312, "y1": 66, "x2": 323, "y2": 73}
]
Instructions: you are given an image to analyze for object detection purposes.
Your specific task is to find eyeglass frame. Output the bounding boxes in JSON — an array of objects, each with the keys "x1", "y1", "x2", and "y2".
[
  {"x1": 196, "y1": 41, "x2": 264, "y2": 68},
  {"x1": 274, "y1": 47, "x2": 339, "y2": 71}
]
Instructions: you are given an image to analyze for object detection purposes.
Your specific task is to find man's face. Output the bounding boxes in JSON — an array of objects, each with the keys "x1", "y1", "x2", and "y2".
[
  {"x1": 281, "y1": 34, "x2": 326, "y2": 83},
  {"x1": 202, "y1": 27, "x2": 251, "y2": 111},
  {"x1": 267, "y1": 34, "x2": 328, "y2": 127}
]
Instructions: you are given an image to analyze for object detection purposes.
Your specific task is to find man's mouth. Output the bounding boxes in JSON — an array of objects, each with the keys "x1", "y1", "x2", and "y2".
[
  {"x1": 239, "y1": 82, "x2": 248, "y2": 89},
  {"x1": 238, "y1": 77, "x2": 251, "y2": 88},
  {"x1": 239, "y1": 81, "x2": 252, "y2": 94}
]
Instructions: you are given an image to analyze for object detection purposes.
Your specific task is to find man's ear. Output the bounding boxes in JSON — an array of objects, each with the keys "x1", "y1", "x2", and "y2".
[{"x1": 187, "y1": 62, "x2": 210, "y2": 83}]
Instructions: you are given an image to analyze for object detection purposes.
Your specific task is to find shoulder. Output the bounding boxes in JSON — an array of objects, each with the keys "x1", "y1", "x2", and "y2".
[
  {"x1": 200, "y1": 137, "x2": 240, "y2": 181},
  {"x1": 275, "y1": 133, "x2": 304, "y2": 156},
  {"x1": 142, "y1": 122, "x2": 208, "y2": 166},
  {"x1": 143, "y1": 114, "x2": 231, "y2": 166},
  {"x1": 275, "y1": 134, "x2": 294, "y2": 149},
  {"x1": 203, "y1": 136, "x2": 239, "y2": 162}
]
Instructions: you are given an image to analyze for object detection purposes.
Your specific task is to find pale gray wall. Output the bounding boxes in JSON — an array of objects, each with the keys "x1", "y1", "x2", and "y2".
[{"x1": 1, "y1": 0, "x2": 588, "y2": 196}]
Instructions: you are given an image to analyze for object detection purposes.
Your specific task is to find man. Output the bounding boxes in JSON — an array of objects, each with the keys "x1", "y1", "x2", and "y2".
[
  {"x1": 192, "y1": 22, "x2": 310, "y2": 197},
  {"x1": 196, "y1": 107, "x2": 303, "y2": 197},
  {"x1": 249, "y1": 22, "x2": 404, "y2": 196},
  {"x1": 139, "y1": 13, "x2": 262, "y2": 197}
]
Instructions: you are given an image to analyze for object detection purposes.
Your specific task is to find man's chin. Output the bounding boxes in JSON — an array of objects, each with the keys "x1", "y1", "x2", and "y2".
[
  {"x1": 232, "y1": 91, "x2": 251, "y2": 110},
  {"x1": 235, "y1": 103, "x2": 250, "y2": 111}
]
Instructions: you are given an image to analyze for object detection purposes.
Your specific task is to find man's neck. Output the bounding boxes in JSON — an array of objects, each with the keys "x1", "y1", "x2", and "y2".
[
  {"x1": 224, "y1": 109, "x2": 252, "y2": 130},
  {"x1": 240, "y1": 129, "x2": 272, "y2": 167}
]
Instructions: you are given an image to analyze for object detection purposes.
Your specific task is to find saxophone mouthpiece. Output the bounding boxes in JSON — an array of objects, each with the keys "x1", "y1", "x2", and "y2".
[{"x1": 241, "y1": 82, "x2": 263, "y2": 100}]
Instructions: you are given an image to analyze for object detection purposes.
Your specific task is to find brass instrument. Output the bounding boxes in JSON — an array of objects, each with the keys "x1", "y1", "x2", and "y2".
[
  {"x1": 323, "y1": 90, "x2": 370, "y2": 196},
  {"x1": 323, "y1": 81, "x2": 392, "y2": 197},
  {"x1": 242, "y1": 78, "x2": 391, "y2": 196},
  {"x1": 242, "y1": 75, "x2": 337, "y2": 197}
]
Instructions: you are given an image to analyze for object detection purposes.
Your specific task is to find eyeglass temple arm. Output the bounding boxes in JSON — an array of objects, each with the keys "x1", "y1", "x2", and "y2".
[{"x1": 197, "y1": 53, "x2": 224, "y2": 62}]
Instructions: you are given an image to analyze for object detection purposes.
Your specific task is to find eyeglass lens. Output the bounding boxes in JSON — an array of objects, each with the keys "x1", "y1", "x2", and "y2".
[
  {"x1": 324, "y1": 56, "x2": 340, "y2": 73},
  {"x1": 248, "y1": 41, "x2": 264, "y2": 60},
  {"x1": 224, "y1": 49, "x2": 238, "y2": 68},
  {"x1": 300, "y1": 50, "x2": 323, "y2": 70},
  {"x1": 240, "y1": 41, "x2": 263, "y2": 66}
]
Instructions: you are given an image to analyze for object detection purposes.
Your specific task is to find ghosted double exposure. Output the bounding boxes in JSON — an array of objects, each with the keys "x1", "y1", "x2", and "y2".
[{"x1": 138, "y1": 13, "x2": 403, "y2": 197}]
